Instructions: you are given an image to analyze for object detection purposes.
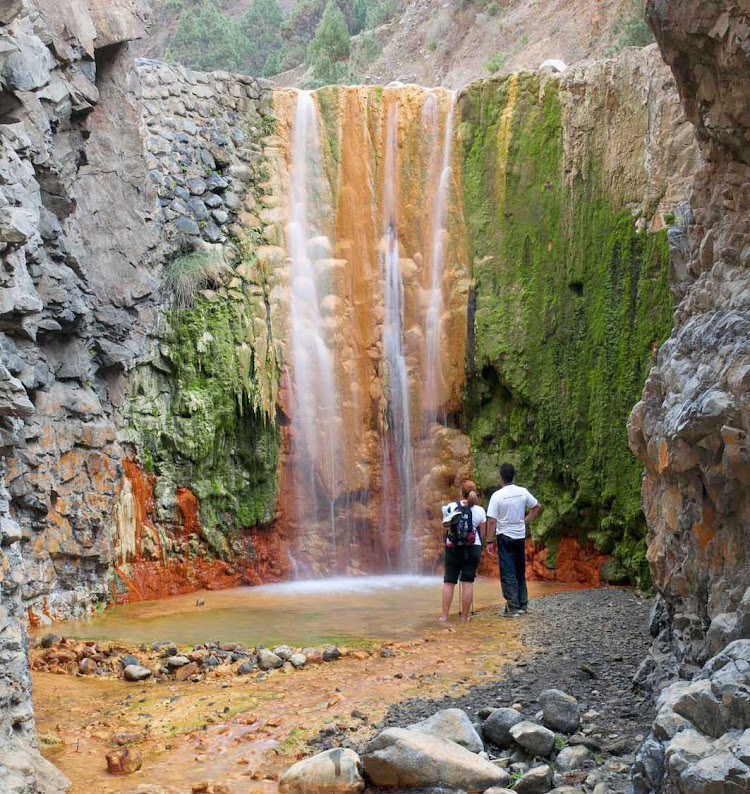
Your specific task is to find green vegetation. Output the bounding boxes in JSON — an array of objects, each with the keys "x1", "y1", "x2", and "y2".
[
  {"x1": 159, "y1": 0, "x2": 398, "y2": 82},
  {"x1": 460, "y1": 74, "x2": 673, "y2": 589},
  {"x1": 128, "y1": 236, "x2": 282, "y2": 551},
  {"x1": 607, "y1": 0, "x2": 654, "y2": 54},
  {"x1": 164, "y1": 247, "x2": 230, "y2": 308},
  {"x1": 166, "y1": 0, "x2": 253, "y2": 73},
  {"x1": 486, "y1": 51, "x2": 507, "y2": 72},
  {"x1": 310, "y1": 1, "x2": 351, "y2": 84}
]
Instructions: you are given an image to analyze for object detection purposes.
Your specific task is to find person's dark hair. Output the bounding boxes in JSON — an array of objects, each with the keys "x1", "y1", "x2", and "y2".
[
  {"x1": 500, "y1": 462, "x2": 516, "y2": 484},
  {"x1": 461, "y1": 480, "x2": 478, "y2": 506}
]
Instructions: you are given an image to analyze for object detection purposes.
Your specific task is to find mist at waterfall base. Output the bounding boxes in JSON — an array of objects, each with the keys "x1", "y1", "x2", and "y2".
[{"x1": 51, "y1": 577, "x2": 574, "y2": 648}]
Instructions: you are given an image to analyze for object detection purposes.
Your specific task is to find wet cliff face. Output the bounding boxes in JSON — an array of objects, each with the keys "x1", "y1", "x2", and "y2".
[
  {"x1": 630, "y1": 0, "x2": 750, "y2": 671},
  {"x1": 460, "y1": 49, "x2": 697, "y2": 588},
  {"x1": 118, "y1": 52, "x2": 697, "y2": 590}
]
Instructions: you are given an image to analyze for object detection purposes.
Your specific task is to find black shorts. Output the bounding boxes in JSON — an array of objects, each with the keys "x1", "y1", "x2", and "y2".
[{"x1": 444, "y1": 545, "x2": 482, "y2": 584}]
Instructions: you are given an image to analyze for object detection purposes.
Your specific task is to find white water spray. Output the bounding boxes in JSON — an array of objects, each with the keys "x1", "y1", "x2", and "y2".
[
  {"x1": 381, "y1": 100, "x2": 416, "y2": 572},
  {"x1": 286, "y1": 91, "x2": 340, "y2": 561},
  {"x1": 424, "y1": 91, "x2": 456, "y2": 421}
]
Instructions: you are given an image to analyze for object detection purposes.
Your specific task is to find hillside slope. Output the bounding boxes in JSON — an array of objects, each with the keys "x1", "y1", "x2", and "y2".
[
  {"x1": 347, "y1": 0, "x2": 637, "y2": 89},
  {"x1": 135, "y1": 0, "x2": 649, "y2": 89}
]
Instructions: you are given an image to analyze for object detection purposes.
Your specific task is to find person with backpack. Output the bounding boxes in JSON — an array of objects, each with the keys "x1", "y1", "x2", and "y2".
[
  {"x1": 440, "y1": 480, "x2": 487, "y2": 623},
  {"x1": 486, "y1": 462, "x2": 541, "y2": 617}
]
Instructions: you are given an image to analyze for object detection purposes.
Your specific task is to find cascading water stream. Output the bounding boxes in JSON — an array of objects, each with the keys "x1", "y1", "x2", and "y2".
[
  {"x1": 380, "y1": 99, "x2": 417, "y2": 572},
  {"x1": 286, "y1": 91, "x2": 341, "y2": 564},
  {"x1": 423, "y1": 91, "x2": 456, "y2": 424}
]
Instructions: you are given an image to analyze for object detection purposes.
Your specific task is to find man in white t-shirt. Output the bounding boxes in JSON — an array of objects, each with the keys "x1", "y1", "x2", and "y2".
[{"x1": 486, "y1": 462, "x2": 541, "y2": 616}]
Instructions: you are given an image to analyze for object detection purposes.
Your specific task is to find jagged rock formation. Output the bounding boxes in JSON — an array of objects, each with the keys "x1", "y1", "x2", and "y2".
[
  {"x1": 629, "y1": 0, "x2": 750, "y2": 674},
  {"x1": 0, "y1": 0, "x2": 152, "y2": 789},
  {"x1": 627, "y1": 1, "x2": 750, "y2": 791}
]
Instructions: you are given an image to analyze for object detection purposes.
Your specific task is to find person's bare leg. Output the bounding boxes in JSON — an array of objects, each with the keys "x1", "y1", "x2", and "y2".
[
  {"x1": 441, "y1": 583, "x2": 455, "y2": 621},
  {"x1": 461, "y1": 581, "x2": 474, "y2": 622}
]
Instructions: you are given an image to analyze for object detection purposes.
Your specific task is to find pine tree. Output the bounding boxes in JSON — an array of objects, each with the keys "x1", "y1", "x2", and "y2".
[
  {"x1": 166, "y1": 0, "x2": 251, "y2": 74},
  {"x1": 242, "y1": 0, "x2": 286, "y2": 76}
]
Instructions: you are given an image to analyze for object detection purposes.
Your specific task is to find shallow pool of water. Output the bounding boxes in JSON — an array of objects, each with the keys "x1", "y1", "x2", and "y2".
[{"x1": 52, "y1": 576, "x2": 574, "y2": 647}]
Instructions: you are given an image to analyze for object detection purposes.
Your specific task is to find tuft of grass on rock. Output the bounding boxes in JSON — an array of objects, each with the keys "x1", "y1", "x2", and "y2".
[{"x1": 164, "y1": 247, "x2": 230, "y2": 308}]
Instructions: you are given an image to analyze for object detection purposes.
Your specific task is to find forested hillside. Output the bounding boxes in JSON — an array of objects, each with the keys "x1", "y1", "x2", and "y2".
[{"x1": 134, "y1": 0, "x2": 654, "y2": 88}]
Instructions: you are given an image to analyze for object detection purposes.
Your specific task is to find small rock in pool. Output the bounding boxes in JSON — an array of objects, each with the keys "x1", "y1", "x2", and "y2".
[
  {"x1": 323, "y1": 647, "x2": 341, "y2": 662},
  {"x1": 105, "y1": 748, "x2": 142, "y2": 776},
  {"x1": 123, "y1": 664, "x2": 152, "y2": 682}
]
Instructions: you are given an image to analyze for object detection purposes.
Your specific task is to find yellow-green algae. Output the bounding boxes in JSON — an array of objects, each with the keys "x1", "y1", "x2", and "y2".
[{"x1": 458, "y1": 73, "x2": 673, "y2": 587}]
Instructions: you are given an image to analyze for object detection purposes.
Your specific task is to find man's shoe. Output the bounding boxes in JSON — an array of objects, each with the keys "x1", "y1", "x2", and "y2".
[
  {"x1": 519, "y1": 607, "x2": 528, "y2": 614},
  {"x1": 503, "y1": 609, "x2": 522, "y2": 618}
]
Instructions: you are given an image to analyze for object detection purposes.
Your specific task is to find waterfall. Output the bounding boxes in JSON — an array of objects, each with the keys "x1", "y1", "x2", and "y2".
[
  {"x1": 286, "y1": 91, "x2": 341, "y2": 563},
  {"x1": 381, "y1": 99, "x2": 417, "y2": 572},
  {"x1": 423, "y1": 91, "x2": 456, "y2": 423}
]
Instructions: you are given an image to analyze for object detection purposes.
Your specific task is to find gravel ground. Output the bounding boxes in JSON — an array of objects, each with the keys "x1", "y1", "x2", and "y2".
[{"x1": 320, "y1": 587, "x2": 656, "y2": 793}]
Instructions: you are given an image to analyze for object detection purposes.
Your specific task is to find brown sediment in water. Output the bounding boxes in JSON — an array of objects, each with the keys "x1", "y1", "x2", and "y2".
[{"x1": 34, "y1": 606, "x2": 528, "y2": 794}]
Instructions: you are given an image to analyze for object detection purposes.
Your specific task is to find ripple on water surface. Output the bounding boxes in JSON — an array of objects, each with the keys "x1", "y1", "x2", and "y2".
[{"x1": 52, "y1": 576, "x2": 570, "y2": 648}]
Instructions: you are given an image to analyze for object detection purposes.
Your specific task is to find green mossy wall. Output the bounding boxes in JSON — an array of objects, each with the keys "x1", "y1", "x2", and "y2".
[
  {"x1": 459, "y1": 73, "x2": 673, "y2": 588},
  {"x1": 127, "y1": 280, "x2": 280, "y2": 557}
]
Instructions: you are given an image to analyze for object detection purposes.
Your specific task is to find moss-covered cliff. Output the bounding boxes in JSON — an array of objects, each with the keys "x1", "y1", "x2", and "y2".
[
  {"x1": 459, "y1": 72, "x2": 675, "y2": 587},
  {"x1": 125, "y1": 243, "x2": 283, "y2": 558}
]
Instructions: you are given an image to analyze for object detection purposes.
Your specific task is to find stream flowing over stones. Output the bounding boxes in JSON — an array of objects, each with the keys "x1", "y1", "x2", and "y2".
[{"x1": 1, "y1": 0, "x2": 750, "y2": 791}]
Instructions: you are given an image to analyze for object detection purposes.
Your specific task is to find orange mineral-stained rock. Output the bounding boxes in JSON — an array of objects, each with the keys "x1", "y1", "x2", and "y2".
[{"x1": 105, "y1": 748, "x2": 143, "y2": 776}]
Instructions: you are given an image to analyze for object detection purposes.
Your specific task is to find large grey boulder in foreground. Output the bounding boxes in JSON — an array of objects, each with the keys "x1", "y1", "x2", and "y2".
[
  {"x1": 483, "y1": 707, "x2": 524, "y2": 748},
  {"x1": 363, "y1": 727, "x2": 510, "y2": 789},
  {"x1": 408, "y1": 708, "x2": 484, "y2": 753},
  {"x1": 539, "y1": 689, "x2": 581, "y2": 734},
  {"x1": 278, "y1": 748, "x2": 364, "y2": 794},
  {"x1": 510, "y1": 722, "x2": 556, "y2": 758}
]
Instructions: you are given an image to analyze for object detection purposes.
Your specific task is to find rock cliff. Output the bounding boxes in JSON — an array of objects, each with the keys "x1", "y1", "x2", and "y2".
[
  {"x1": 627, "y1": 1, "x2": 750, "y2": 791},
  {"x1": 0, "y1": 0, "x2": 151, "y2": 789},
  {"x1": 630, "y1": 0, "x2": 750, "y2": 675}
]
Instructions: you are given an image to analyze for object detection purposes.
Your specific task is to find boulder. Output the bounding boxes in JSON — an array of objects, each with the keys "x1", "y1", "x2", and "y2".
[
  {"x1": 514, "y1": 765, "x2": 553, "y2": 794},
  {"x1": 273, "y1": 645, "x2": 294, "y2": 661},
  {"x1": 258, "y1": 649, "x2": 283, "y2": 671},
  {"x1": 174, "y1": 662, "x2": 199, "y2": 681},
  {"x1": 323, "y1": 647, "x2": 341, "y2": 662},
  {"x1": 555, "y1": 745, "x2": 593, "y2": 772},
  {"x1": 483, "y1": 708, "x2": 524, "y2": 748},
  {"x1": 539, "y1": 690, "x2": 580, "y2": 734},
  {"x1": 290, "y1": 653, "x2": 307, "y2": 668},
  {"x1": 166, "y1": 655, "x2": 190, "y2": 669},
  {"x1": 510, "y1": 722, "x2": 555, "y2": 758},
  {"x1": 237, "y1": 660, "x2": 255, "y2": 675},
  {"x1": 105, "y1": 748, "x2": 142, "y2": 775},
  {"x1": 409, "y1": 708, "x2": 484, "y2": 753},
  {"x1": 363, "y1": 727, "x2": 510, "y2": 789},
  {"x1": 279, "y1": 748, "x2": 365, "y2": 794},
  {"x1": 123, "y1": 665, "x2": 152, "y2": 682}
]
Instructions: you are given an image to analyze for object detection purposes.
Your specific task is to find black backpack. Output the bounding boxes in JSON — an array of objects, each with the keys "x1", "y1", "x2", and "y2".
[{"x1": 447, "y1": 502, "x2": 476, "y2": 546}]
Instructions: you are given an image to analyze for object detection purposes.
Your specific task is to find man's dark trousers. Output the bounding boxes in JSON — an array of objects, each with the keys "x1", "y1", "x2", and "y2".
[{"x1": 498, "y1": 534, "x2": 528, "y2": 612}]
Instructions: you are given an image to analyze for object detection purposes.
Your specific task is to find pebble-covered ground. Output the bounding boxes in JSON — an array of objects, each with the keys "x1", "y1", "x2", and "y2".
[{"x1": 320, "y1": 588, "x2": 655, "y2": 793}]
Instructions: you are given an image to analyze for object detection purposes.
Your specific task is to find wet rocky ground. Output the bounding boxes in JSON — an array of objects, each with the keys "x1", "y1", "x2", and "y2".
[{"x1": 314, "y1": 587, "x2": 655, "y2": 793}]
